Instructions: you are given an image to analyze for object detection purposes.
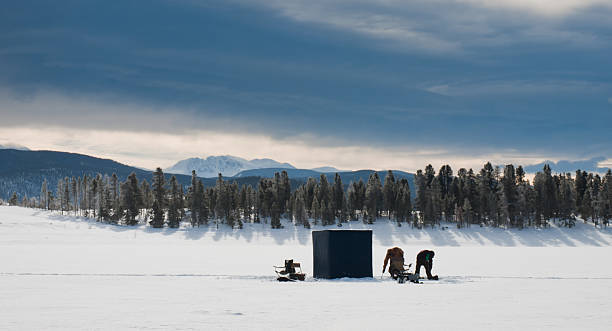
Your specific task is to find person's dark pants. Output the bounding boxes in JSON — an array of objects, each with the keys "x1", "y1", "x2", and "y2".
[{"x1": 415, "y1": 260, "x2": 434, "y2": 279}]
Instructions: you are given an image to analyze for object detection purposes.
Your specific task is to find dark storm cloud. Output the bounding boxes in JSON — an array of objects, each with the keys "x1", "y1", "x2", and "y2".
[{"x1": 1, "y1": 0, "x2": 612, "y2": 158}]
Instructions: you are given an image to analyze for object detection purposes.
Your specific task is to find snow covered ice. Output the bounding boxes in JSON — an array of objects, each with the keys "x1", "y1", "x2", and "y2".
[{"x1": 1, "y1": 206, "x2": 612, "y2": 330}]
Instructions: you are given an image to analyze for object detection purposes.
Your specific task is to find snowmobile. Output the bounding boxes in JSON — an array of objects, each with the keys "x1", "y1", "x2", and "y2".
[
  {"x1": 389, "y1": 263, "x2": 420, "y2": 284},
  {"x1": 274, "y1": 259, "x2": 306, "y2": 282}
]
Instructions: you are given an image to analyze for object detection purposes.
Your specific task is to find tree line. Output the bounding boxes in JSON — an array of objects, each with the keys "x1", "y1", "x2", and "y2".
[{"x1": 5, "y1": 163, "x2": 612, "y2": 229}]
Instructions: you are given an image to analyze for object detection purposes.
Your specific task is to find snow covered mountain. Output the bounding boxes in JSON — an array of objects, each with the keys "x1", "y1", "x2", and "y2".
[
  {"x1": 165, "y1": 155, "x2": 296, "y2": 177},
  {"x1": 0, "y1": 143, "x2": 30, "y2": 151},
  {"x1": 0, "y1": 149, "x2": 196, "y2": 200},
  {"x1": 311, "y1": 166, "x2": 342, "y2": 172}
]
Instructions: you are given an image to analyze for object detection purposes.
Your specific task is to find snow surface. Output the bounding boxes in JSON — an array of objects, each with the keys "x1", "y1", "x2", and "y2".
[{"x1": 1, "y1": 206, "x2": 612, "y2": 330}]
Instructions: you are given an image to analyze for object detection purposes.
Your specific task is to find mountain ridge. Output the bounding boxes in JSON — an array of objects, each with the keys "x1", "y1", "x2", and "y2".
[{"x1": 165, "y1": 155, "x2": 295, "y2": 177}]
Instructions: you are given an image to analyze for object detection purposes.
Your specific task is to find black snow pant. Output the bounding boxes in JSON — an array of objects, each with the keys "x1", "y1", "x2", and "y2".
[{"x1": 415, "y1": 259, "x2": 434, "y2": 279}]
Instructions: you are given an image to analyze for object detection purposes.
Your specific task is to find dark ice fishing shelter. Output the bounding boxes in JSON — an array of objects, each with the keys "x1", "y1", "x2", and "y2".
[{"x1": 312, "y1": 230, "x2": 372, "y2": 279}]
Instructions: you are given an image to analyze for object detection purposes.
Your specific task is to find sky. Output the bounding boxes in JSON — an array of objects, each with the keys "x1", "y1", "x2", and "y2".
[{"x1": 1, "y1": 0, "x2": 612, "y2": 172}]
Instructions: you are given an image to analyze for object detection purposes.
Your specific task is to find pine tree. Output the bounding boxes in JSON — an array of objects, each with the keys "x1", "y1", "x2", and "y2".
[
  {"x1": 365, "y1": 172, "x2": 382, "y2": 224},
  {"x1": 592, "y1": 175, "x2": 602, "y2": 224},
  {"x1": 304, "y1": 177, "x2": 317, "y2": 218},
  {"x1": 557, "y1": 173, "x2": 574, "y2": 222},
  {"x1": 96, "y1": 177, "x2": 110, "y2": 222},
  {"x1": 167, "y1": 176, "x2": 181, "y2": 228},
  {"x1": 394, "y1": 178, "x2": 412, "y2": 225},
  {"x1": 437, "y1": 165, "x2": 454, "y2": 221},
  {"x1": 117, "y1": 181, "x2": 129, "y2": 222},
  {"x1": 140, "y1": 179, "x2": 152, "y2": 211},
  {"x1": 478, "y1": 162, "x2": 497, "y2": 225},
  {"x1": 90, "y1": 175, "x2": 99, "y2": 219},
  {"x1": 63, "y1": 177, "x2": 71, "y2": 215},
  {"x1": 601, "y1": 170, "x2": 612, "y2": 227},
  {"x1": 383, "y1": 170, "x2": 396, "y2": 219},
  {"x1": 271, "y1": 201, "x2": 282, "y2": 228},
  {"x1": 102, "y1": 178, "x2": 113, "y2": 223},
  {"x1": 40, "y1": 179, "x2": 48, "y2": 210},
  {"x1": 292, "y1": 189, "x2": 308, "y2": 227},
  {"x1": 347, "y1": 179, "x2": 366, "y2": 221},
  {"x1": 227, "y1": 181, "x2": 239, "y2": 228},
  {"x1": 317, "y1": 174, "x2": 331, "y2": 215},
  {"x1": 575, "y1": 170, "x2": 587, "y2": 212},
  {"x1": 462, "y1": 198, "x2": 472, "y2": 227},
  {"x1": 280, "y1": 171, "x2": 291, "y2": 215},
  {"x1": 533, "y1": 165, "x2": 556, "y2": 227},
  {"x1": 324, "y1": 201, "x2": 334, "y2": 226},
  {"x1": 347, "y1": 182, "x2": 358, "y2": 221},
  {"x1": 110, "y1": 173, "x2": 119, "y2": 221},
  {"x1": 121, "y1": 173, "x2": 141, "y2": 225},
  {"x1": 580, "y1": 173, "x2": 599, "y2": 224},
  {"x1": 188, "y1": 170, "x2": 200, "y2": 227},
  {"x1": 215, "y1": 174, "x2": 232, "y2": 224},
  {"x1": 56, "y1": 179, "x2": 64, "y2": 213},
  {"x1": 9, "y1": 192, "x2": 18, "y2": 206},
  {"x1": 79, "y1": 176, "x2": 86, "y2": 215},
  {"x1": 332, "y1": 173, "x2": 344, "y2": 219},
  {"x1": 179, "y1": 185, "x2": 185, "y2": 220},
  {"x1": 79, "y1": 176, "x2": 86, "y2": 214},
  {"x1": 47, "y1": 192, "x2": 55, "y2": 211},
  {"x1": 465, "y1": 169, "x2": 479, "y2": 222},
  {"x1": 339, "y1": 194, "x2": 348, "y2": 225},
  {"x1": 302, "y1": 199, "x2": 311, "y2": 228},
  {"x1": 71, "y1": 177, "x2": 78, "y2": 215},
  {"x1": 150, "y1": 168, "x2": 166, "y2": 228},
  {"x1": 197, "y1": 180, "x2": 209, "y2": 225},
  {"x1": 414, "y1": 169, "x2": 427, "y2": 226},
  {"x1": 311, "y1": 197, "x2": 320, "y2": 225},
  {"x1": 500, "y1": 164, "x2": 518, "y2": 227},
  {"x1": 429, "y1": 177, "x2": 442, "y2": 227}
]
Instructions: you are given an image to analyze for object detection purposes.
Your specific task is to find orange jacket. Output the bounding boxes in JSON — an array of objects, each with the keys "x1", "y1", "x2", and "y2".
[{"x1": 382, "y1": 247, "x2": 404, "y2": 272}]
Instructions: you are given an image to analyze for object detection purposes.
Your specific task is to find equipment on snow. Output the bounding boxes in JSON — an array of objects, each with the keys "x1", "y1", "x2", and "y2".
[
  {"x1": 419, "y1": 275, "x2": 439, "y2": 280},
  {"x1": 395, "y1": 263, "x2": 421, "y2": 284},
  {"x1": 274, "y1": 259, "x2": 306, "y2": 282}
]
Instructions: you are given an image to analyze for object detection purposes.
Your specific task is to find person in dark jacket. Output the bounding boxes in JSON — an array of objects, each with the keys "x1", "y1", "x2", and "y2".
[{"x1": 415, "y1": 250, "x2": 438, "y2": 280}]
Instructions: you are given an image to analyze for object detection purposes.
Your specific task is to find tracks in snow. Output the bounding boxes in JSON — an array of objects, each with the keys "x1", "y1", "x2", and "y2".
[{"x1": 2, "y1": 272, "x2": 611, "y2": 281}]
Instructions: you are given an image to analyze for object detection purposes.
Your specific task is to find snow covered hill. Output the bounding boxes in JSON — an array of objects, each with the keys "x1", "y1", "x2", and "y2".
[
  {"x1": 1, "y1": 206, "x2": 611, "y2": 330},
  {"x1": 0, "y1": 149, "x2": 199, "y2": 201},
  {"x1": 0, "y1": 144, "x2": 30, "y2": 151},
  {"x1": 165, "y1": 155, "x2": 295, "y2": 177}
]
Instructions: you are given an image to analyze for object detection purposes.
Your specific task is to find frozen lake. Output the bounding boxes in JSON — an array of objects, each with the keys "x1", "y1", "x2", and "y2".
[{"x1": 1, "y1": 207, "x2": 611, "y2": 330}]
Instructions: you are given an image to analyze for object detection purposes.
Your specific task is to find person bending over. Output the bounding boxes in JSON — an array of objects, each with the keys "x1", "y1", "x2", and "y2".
[
  {"x1": 415, "y1": 249, "x2": 438, "y2": 280},
  {"x1": 382, "y1": 247, "x2": 405, "y2": 279}
]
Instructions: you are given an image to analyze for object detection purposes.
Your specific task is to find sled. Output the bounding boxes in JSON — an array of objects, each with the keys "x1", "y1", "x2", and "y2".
[{"x1": 274, "y1": 259, "x2": 306, "y2": 282}]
